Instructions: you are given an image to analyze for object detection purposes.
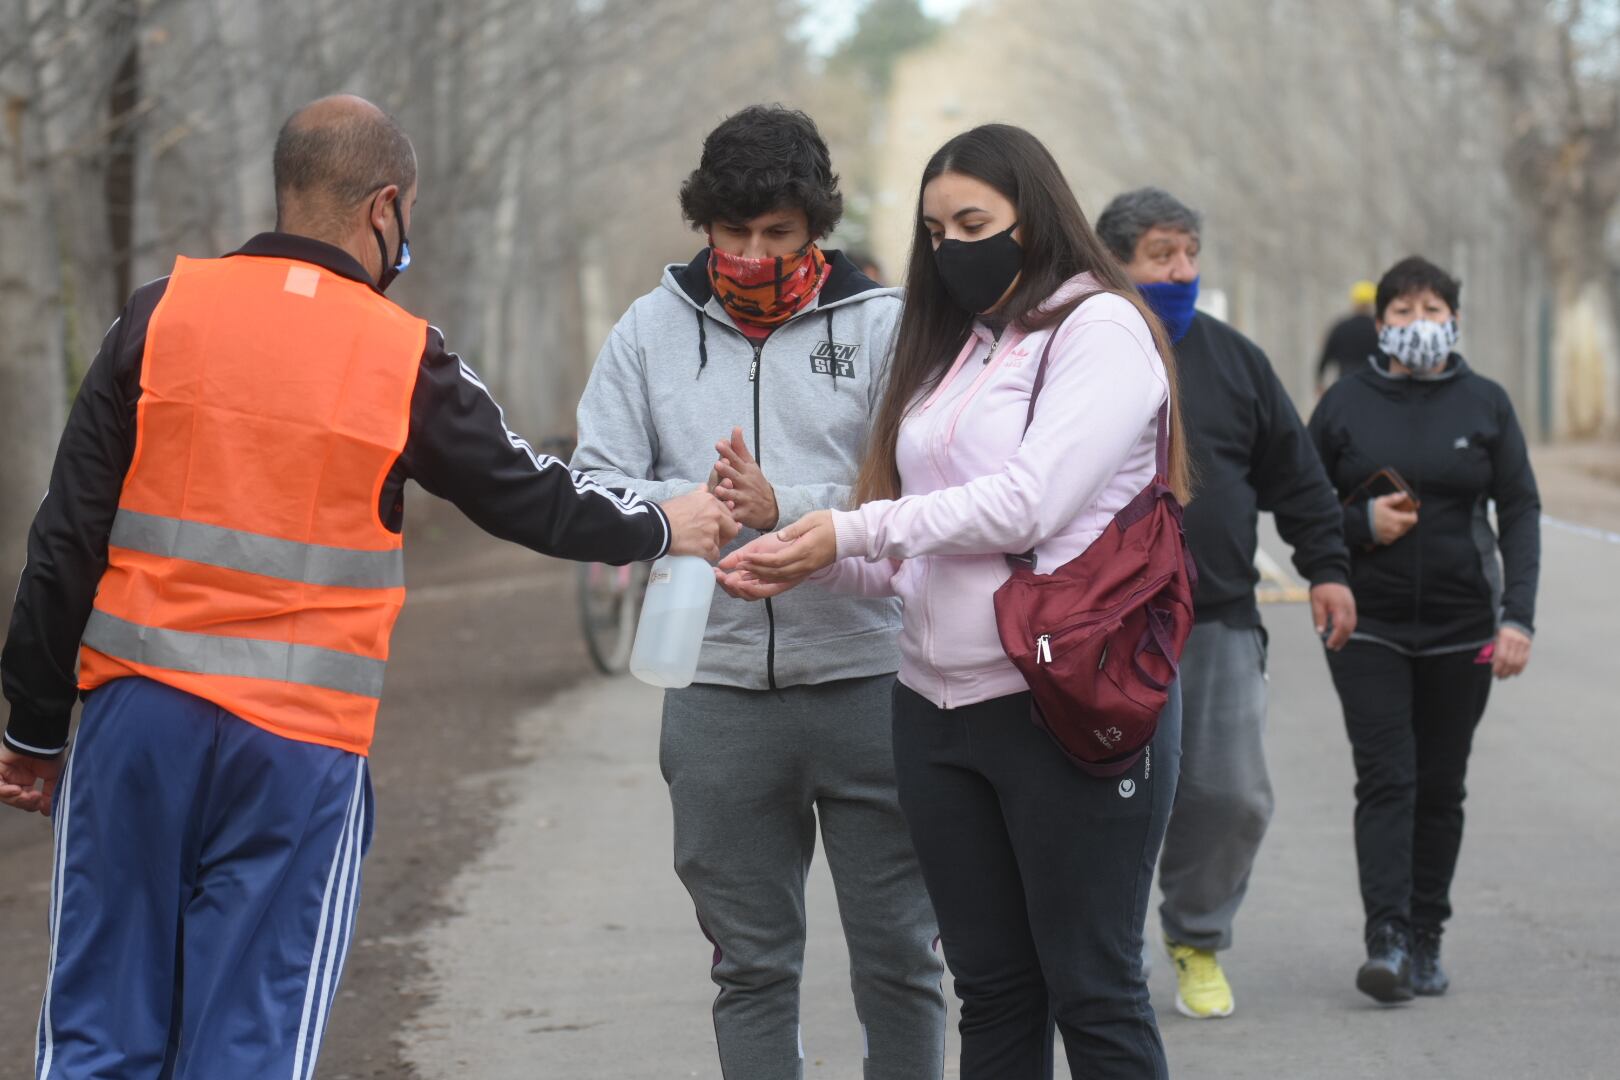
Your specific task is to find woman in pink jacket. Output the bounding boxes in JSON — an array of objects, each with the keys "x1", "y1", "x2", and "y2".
[{"x1": 720, "y1": 124, "x2": 1190, "y2": 1079}]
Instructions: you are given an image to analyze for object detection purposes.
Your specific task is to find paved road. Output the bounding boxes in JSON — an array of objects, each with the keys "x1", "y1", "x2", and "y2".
[{"x1": 397, "y1": 504, "x2": 1620, "y2": 1078}]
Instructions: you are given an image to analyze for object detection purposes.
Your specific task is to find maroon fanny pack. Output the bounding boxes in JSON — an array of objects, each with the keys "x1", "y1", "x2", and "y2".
[{"x1": 993, "y1": 312, "x2": 1196, "y2": 776}]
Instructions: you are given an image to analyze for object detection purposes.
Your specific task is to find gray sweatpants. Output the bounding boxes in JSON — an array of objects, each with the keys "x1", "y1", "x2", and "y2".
[
  {"x1": 1157, "y1": 620, "x2": 1274, "y2": 952},
  {"x1": 660, "y1": 675, "x2": 946, "y2": 1080}
]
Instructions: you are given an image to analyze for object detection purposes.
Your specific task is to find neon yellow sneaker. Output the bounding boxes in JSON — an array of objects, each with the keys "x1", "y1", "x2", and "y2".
[{"x1": 1166, "y1": 938, "x2": 1235, "y2": 1019}]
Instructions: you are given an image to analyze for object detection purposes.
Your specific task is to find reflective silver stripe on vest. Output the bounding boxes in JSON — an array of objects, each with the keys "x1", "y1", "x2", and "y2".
[
  {"x1": 82, "y1": 609, "x2": 386, "y2": 699},
  {"x1": 110, "y1": 509, "x2": 404, "y2": 590}
]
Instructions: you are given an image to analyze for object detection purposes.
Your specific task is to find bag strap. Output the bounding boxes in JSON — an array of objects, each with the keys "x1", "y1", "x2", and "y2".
[
  {"x1": 1132, "y1": 606, "x2": 1180, "y2": 691},
  {"x1": 1020, "y1": 322, "x2": 1060, "y2": 435},
  {"x1": 1022, "y1": 297, "x2": 1171, "y2": 478},
  {"x1": 1153, "y1": 401, "x2": 1170, "y2": 478},
  {"x1": 1008, "y1": 324, "x2": 1064, "y2": 571},
  {"x1": 1009, "y1": 297, "x2": 1173, "y2": 572}
]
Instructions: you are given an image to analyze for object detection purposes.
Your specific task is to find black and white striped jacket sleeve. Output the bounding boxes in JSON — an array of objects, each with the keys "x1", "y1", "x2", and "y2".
[
  {"x1": 2, "y1": 284, "x2": 156, "y2": 759},
  {"x1": 394, "y1": 328, "x2": 670, "y2": 566}
]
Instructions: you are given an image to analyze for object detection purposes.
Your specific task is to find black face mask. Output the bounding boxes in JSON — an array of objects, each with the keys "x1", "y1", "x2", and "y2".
[
  {"x1": 372, "y1": 196, "x2": 411, "y2": 293},
  {"x1": 934, "y1": 222, "x2": 1022, "y2": 314}
]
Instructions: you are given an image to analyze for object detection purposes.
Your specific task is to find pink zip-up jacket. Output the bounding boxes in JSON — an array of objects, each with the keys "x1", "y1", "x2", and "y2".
[{"x1": 817, "y1": 274, "x2": 1169, "y2": 710}]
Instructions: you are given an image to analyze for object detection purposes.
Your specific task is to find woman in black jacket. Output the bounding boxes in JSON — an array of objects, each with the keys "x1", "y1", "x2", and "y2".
[{"x1": 1308, "y1": 256, "x2": 1540, "y2": 1005}]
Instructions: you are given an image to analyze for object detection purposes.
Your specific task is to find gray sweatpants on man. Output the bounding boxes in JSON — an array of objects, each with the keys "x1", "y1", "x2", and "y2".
[
  {"x1": 660, "y1": 674, "x2": 946, "y2": 1080},
  {"x1": 1157, "y1": 620, "x2": 1274, "y2": 951}
]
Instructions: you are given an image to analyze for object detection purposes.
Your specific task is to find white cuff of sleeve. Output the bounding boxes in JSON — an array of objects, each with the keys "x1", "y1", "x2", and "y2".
[
  {"x1": 832, "y1": 509, "x2": 871, "y2": 561},
  {"x1": 4, "y1": 732, "x2": 67, "y2": 757}
]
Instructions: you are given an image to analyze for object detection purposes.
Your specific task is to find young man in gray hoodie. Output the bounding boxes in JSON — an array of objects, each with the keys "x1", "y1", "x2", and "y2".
[{"x1": 572, "y1": 106, "x2": 945, "y2": 1079}]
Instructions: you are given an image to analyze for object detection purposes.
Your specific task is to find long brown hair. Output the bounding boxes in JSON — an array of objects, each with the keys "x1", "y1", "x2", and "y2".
[{"x1": 854, "y1": 124, "x2": 1191, "y2": 505}]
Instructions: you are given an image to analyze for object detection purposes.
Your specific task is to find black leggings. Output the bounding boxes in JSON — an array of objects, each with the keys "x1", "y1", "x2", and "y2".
[
  {"x1": 1326, "y1": 640, "x2": 1494, "y2": 941},
  {"x1": 892, "y1": 681, "x2": 1180, "y2": 1080}
]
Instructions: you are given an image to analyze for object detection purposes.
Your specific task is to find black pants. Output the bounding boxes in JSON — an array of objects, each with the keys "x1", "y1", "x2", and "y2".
[
  {"x1": 892, "y1": 681, "x2": 1180, "y2": 1080},
  {"x1": 1326, "y1": 640, "x2": 1493, "y2": 942}
]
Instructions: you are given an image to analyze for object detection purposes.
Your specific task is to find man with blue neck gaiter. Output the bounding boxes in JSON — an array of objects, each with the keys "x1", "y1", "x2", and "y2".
[{"x1": 1097, "y1": 188, "x2": 1356, "y2": 1021}]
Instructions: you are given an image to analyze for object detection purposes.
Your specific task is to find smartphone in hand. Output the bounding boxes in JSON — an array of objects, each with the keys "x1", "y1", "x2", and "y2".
[{"x1": 1345, "y1": 466, "x2": 1420, "y2": 511}]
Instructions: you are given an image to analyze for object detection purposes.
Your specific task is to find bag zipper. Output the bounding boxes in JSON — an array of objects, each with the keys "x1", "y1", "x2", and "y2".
[
  {"x1": 1028, "y1": 572, "x2": 1174, "y2": 663},
  {"x1": 1034, "y1": 618, "x2": 1117, "y2": 664},
  {"x1": 1035, "y1": 633, "x2": 1105, "y2": 667}
]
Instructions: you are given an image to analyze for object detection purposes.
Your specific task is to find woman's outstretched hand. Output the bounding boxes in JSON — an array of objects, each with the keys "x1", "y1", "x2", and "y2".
[
  {"x1": 715, "y1": 531, "x2": 801, "y2": 600},
  {"x1": 718, "y1": 510, "x2": 840, "y2": 585},
  {"x1": 714, "y1": 567, "x2": 796, "y2": 601}
]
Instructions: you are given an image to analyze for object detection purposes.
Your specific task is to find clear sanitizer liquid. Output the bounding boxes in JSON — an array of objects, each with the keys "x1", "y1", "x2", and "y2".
[{"x1": 629, "y1": 555, "x2": 715, "y2": 688}]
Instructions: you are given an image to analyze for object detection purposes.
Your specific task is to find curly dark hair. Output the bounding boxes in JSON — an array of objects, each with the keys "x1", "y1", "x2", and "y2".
[
  {"x1": 679, "y1": 106, "x2": 843, "y2": 237},
  {"x1": 1376, "y1": 255, "x2": 1462, "y2": 318}
]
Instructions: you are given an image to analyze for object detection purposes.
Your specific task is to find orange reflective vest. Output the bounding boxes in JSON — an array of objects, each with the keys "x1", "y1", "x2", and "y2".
[{"x1": 79, "y1": 254, "x2": 428, "y2": 756}]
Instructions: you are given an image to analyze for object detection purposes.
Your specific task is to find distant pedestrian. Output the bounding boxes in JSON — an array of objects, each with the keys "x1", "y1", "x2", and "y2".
[
  {"x1": 1308, "y1": 255, "x2": 1540, "y2": 1003},
  {"x1": 1317, "y1": 280, "x2": 1381, "y2": 390},
  {"x1": 1097, "y1": 186, "x2": 1356, "y2": 1021}
]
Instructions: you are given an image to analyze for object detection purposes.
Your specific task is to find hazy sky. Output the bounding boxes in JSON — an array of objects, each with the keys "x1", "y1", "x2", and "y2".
[{"x1": 799, "y1": 0, "x2": 975, "y2": 55}]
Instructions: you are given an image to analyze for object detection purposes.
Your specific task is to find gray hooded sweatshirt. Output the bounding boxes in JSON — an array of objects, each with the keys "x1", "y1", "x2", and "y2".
[{"x1": 572, "y1": 249, "x2": 903, "y2": 689}]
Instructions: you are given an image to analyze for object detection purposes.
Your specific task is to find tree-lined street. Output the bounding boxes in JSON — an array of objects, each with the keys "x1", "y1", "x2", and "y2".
[
  {"x1": 0, "y1": 457, "x2": 1613, "y2": 1080},
  {"x1": 3, "y1": 3, "x2": 1619, "y2": 1075},
  {"x1": 391, "y1": 475, "x2": 1620, "y2": 1079}
]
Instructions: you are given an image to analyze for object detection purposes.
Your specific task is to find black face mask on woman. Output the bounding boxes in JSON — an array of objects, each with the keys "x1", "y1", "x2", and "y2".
[{"x1": 933, "y1": 222, "x2": 1022, "y2": 314}]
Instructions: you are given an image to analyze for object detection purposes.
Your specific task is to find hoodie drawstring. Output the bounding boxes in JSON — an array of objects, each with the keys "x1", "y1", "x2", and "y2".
[
  {"x1": 696, "y1": 308, "x2": 709, "y2": 378},
  {"x1": 697, "y1": 305, "x2": 838, "y2": 386}
]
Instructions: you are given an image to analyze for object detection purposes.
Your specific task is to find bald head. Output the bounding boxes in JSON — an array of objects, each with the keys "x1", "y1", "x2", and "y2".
[{"x1": 273, "y1": 95, "x2": 416, "y2": 229}]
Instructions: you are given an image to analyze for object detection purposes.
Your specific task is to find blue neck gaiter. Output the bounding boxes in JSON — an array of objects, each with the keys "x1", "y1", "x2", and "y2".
[{"x1": 1138, "y1": 277, "x2": 1200, "y2": 344}]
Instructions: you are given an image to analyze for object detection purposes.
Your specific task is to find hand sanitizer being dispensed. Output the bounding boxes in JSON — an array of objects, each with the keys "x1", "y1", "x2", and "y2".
[{"x1": 629, "y1": 555, "x2": 715, "y2": 688}]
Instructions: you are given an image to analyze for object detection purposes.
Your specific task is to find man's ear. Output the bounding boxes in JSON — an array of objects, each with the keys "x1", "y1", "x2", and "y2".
[{"x1": 369, "y1": 184, "x2": 400, "y2": 231}]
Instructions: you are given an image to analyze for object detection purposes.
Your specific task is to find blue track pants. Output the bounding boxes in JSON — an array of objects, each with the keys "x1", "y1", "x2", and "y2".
[{"x1": 36, "y1": 677, "x2": 372, "y2": 1079}]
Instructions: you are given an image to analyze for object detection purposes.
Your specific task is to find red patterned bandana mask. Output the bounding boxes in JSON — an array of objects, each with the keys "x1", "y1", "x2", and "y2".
[{"x1": 708, "y1": 242, "x2": 830, "y2": 333}]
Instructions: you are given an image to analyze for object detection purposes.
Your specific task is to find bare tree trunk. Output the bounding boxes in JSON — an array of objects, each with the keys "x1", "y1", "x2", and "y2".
[
  {"x1": 0, "y1": 0, "x2": 809, "y2": 600},
  {"x1": 1547, "y1": 208, "x2": 1620, "y2": 436},
  {"x1": 34, "y1": 1, "x2": 131, "y2": 385},
  {"x1": 1550, "y1": 276, "x2": 1619, "y2": 435},
  {"x1": 0, "y1": 18, "x2": 67, "y2": 592},
  {"x1": 1408, "y1": 0, "x2": 1620, "y2": 437}
]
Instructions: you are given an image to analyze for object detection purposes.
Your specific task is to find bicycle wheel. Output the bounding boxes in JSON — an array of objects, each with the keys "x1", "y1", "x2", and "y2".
[{"x1": 577, "y1": 561, "x2": 648, "y2": 674}]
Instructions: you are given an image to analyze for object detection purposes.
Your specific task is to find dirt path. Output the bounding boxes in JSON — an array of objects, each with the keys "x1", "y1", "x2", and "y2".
[{"x1": 0, "y1": 495, "x2": 594, "y2": 1079}]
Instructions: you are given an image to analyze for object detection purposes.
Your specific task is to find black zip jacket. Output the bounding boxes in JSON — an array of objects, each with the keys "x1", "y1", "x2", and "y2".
[
  {"x1": 1177, "y1": 312, "x2": 1351, "y2": 627},
  {"x1": 2, "y1": 233, "x2": 669, "y2": 757},
  {"x1": 1318, "y1": 312, "x2": 1380, "y2": 385},
  {"x1": 1307, "y1": 353, "x2": 1539, "y2": 653}
]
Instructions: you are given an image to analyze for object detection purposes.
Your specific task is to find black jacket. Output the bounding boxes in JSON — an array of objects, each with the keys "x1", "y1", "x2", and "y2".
[
  {"x1": 2, "y1": 233, "x2": 669, "y2": 757},
  {"x1": 1318, "y1": 312, "x2": 1380, "y2": 385},
  {"x1": 1177, "y1": 312, "x2": 1351, "y2": 627},
  {"x1": 1307, "y1": 353, "x2": 1539, "y2": 653}
]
